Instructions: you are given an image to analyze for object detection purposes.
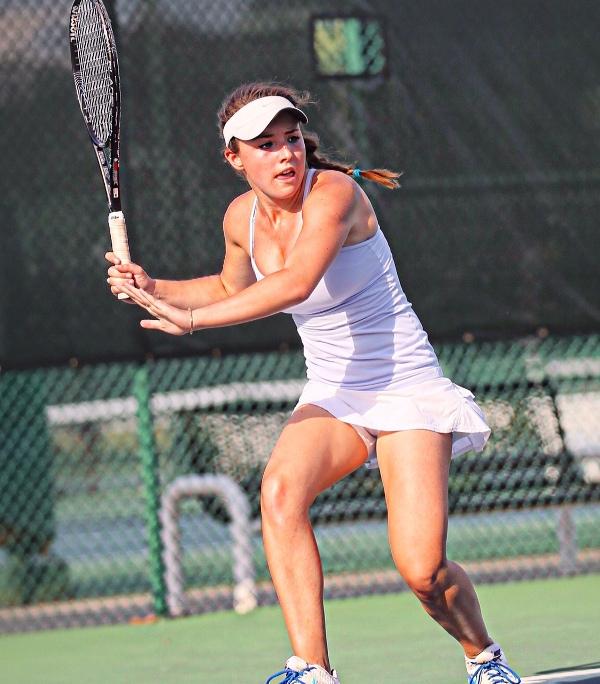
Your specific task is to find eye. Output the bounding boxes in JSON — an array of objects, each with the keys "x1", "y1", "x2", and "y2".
[
  {"x1": 288, "y1": 135, "x2": 300, "y2": 144},
  {"x1": 259, "y1": 141, "x2": 273, "y2": 150}
]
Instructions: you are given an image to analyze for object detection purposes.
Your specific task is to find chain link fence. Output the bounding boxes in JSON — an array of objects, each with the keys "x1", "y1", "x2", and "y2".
[
  {"x1": 1, "y1": 0, "x2": 600, "y2": 633},
  {"x1": 1, "y1": 334, "x2": 599, "y2": 632},
  {"x1": 2, "y1": 0, "x2": 599, "y2": 366}
]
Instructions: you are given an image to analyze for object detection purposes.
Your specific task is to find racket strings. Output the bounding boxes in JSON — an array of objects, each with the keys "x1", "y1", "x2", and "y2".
[{"x1": 76, "y1": 0, "x2": 115, "y2": 145}]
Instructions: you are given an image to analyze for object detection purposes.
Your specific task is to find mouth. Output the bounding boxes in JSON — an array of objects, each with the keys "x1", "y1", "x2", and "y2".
[{"x1": 275, "y1": 168, "x2": 296, "y2": 180}]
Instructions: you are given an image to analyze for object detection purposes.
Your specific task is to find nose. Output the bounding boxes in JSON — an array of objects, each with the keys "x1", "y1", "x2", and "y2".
[{"x1": 279, "y1": 142, "x2": 293, "y2": 160}]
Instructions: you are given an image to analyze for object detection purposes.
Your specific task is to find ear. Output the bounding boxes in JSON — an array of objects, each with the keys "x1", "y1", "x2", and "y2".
[{"x1": 224, "y1": 146, "x2": 245, "y2": 172}]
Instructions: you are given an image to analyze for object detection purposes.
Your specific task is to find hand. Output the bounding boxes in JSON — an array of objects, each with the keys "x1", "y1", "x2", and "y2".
[
  {"x1": 115, "y1": 283, "x2": 193, "y2": 336},
  {"x1": 105, "y1": 252, "x2": 156, "y2": 301}
]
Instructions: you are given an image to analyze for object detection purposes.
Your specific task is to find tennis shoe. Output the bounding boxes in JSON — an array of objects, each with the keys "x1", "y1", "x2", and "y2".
[
  {"x1": 265, "y1": 656, "x2": 340, "y2": 684},
  {"x1": 465, "y1": 642, "x2": 521, "y2": 683}
]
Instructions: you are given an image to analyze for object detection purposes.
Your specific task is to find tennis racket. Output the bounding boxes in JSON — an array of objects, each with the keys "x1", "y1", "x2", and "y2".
[{"x1": 69, "y1": 0, "x2": 130, "y2": 298}]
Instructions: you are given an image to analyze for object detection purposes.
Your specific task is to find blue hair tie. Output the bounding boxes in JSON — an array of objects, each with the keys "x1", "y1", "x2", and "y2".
[{"x1": 352, "y1": 168, "x2": 362, "y2": 180}]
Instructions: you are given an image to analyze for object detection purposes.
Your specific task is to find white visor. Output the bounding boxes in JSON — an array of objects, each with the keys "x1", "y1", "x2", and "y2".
[{"x1": 223, "y1": 96, "x2": 308, "y2": 147}]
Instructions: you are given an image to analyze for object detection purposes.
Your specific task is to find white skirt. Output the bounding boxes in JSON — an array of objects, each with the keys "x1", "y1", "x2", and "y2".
[{"x1": 294, "y1": 375, "x2": 491, "y2": 469}]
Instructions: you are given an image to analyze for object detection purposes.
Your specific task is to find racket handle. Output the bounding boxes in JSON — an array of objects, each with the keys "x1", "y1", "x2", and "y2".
[{"x1": 108, "y1": 211, "x2": 131, "y2": 300}]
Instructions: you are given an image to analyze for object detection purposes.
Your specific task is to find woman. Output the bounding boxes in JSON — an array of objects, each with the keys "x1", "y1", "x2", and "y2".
[{"x1": 106, "y1": 83, "x2": 521, "y2": 684}]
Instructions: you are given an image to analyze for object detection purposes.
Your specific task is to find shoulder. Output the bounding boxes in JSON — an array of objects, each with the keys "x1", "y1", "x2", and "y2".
[
  {"x1": 223, "y1": 190, "x2": 254, "y2": 247},
  {"x1": 311, "y1": 168, "x2": 355, "y2": 192},
  {"x1": 224, "y1": 190, "x2": 254, "y2": 224},
  {"x1": 304, "y1": 169, "x2": 358, "y2": 219}
]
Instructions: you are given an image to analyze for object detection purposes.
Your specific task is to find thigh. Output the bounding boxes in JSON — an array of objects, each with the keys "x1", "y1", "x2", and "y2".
[
  {"x1": 376, "y1": 430, "x2": 452, "y2": 572},
  {"x1": 263, "y1": 404, "x2": 369, "y2": 506}
]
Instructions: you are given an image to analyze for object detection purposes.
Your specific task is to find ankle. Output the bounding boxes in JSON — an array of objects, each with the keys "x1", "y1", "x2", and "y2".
[
  {"x1": 462, "y1": 637, "x2": 500, "y2": 660},
  {"x1": 465, "y1": 641, "x2": 504, "y2": 663},
  {"x1": 299, "y1": 656, "x2": 331, "y2": 673}
]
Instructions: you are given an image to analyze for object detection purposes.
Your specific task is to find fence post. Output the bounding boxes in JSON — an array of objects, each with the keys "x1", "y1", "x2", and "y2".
[
  {"x1": 557, "y1": 506, "x2": 578, "y2": 575},
  {"x1": 134, "y1": 364, "x2": 167, "y2": 616}
]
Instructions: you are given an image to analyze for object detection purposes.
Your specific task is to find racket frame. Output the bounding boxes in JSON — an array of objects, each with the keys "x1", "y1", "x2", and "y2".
[
  {"x1": 69, "y1": 0, "x2": 123, "y2": 214},
  {"x1": 70, "y1": 0, "x2": 131, "y2": 300}
]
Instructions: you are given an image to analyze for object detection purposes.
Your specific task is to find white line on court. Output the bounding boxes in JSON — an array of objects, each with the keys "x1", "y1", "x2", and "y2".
[{"x1": 522, "y1": 667, "x2": 600, "y2": 683}]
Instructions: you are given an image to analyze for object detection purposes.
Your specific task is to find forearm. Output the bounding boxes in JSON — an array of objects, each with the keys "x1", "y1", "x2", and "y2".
[
  {"x1": 154, "y1": 274, "x2": 229, "y2": 309},
  {"x1": 192, "y1": 269, "x2": 306, "y2": 329}
]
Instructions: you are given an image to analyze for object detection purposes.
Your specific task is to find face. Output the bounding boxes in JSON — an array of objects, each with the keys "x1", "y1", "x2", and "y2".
[{"x1": 224, "y1": 111, "x2": 306, "y2": 199}]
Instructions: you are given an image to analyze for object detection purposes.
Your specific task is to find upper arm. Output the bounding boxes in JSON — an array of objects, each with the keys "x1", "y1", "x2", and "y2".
[
  {"x1": 283, "y1": 172, "x2": 357, "y2": 295},
  {"x1": 220, "y1": 194, "x2": 257, "y2": 295}
]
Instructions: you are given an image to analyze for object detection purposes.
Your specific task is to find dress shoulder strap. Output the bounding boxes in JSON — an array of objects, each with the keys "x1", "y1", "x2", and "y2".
[
  {"x1": 249, "y1": 197, "x2": 258, "y2": 261},
  {"x1": 302, "y1": 168, "x2": 316, "y2": 203}
]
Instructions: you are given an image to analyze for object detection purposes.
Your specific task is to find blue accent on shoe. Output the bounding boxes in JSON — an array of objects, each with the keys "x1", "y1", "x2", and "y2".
[
  {"x1": 265, "y1": 665, "x2": 316, "y2": 683},
  {"x1": 468, "y1": 661, "x2": 521, "y2": 684}
]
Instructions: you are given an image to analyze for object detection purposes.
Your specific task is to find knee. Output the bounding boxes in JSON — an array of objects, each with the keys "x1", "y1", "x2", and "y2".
[
  {"x1": 260, "y1": 470, "x2": 310, "y2": 527},
  {"x1": 400, "y1": 561, "x2": 448, "y2": 602}
]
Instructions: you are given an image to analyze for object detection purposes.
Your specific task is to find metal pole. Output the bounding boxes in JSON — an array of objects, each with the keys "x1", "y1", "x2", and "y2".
[
  {"x1": 557, "y1": 506, "x2": 578, "y2": 575},
  {"x1": 161, "y1": 475, "x2": 257, "y2": 617},
  {"x1": 134, "y1": 365, "x2": 167, "y2": 616}
]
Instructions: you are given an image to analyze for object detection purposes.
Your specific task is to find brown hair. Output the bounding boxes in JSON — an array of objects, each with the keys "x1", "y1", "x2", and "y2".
[{"x1": 217, "y1": 82, "x2": 401, "y2": 190}]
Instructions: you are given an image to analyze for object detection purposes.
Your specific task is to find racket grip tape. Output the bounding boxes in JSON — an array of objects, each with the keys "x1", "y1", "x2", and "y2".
[{"x1": 108, "y1": 211, "x2": 131, "y2": 300}]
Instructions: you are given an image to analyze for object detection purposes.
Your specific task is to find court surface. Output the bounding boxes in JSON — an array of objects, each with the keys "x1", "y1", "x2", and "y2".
[{"x1": 0, "y1": 574, "x2": 598, "y2": 683}]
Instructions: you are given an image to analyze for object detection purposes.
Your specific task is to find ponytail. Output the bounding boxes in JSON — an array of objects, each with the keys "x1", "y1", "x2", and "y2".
[
  {"x1": 218, "y1": 82, "x2": 402, "y2": 190},
  {"x1": 303, "y1": 131, "x2": 401, "y2": 190}
]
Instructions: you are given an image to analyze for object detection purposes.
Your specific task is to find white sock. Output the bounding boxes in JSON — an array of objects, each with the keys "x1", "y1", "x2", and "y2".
[{"x1": 466, "y1": 642, "x2": 506, "y2": 671}]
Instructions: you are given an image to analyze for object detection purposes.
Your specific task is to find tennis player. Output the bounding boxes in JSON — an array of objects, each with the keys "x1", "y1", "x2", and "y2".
[{"x1": 107, "y1": 83, "x2": 521, "y2": 684}]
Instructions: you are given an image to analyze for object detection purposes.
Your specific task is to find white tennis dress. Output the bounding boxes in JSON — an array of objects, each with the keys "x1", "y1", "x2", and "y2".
[{"x1": 249, "y1": 168, "x2": 490, "y2": 467}]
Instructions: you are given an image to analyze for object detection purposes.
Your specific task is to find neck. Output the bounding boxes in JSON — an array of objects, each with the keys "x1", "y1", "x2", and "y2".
[{"x1": 251, "y1": 168, "x2": 309, "y2": 227}]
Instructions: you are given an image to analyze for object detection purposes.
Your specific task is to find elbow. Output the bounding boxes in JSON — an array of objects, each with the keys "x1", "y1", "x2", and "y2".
[
  {"x1": 294, "y1": 281, "x2": 314, "y2": 304},
  {"x1": 285, "y1": 272, "x2": 315, "y2": 305}
]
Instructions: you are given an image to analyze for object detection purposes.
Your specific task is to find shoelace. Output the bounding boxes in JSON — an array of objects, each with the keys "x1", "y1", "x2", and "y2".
[
  {"x1": 265, "y1": 665, "x2": 316, "y2": 684},
  {"x1": 468, "y1": 661, "x2": 521, "y2": 684}
]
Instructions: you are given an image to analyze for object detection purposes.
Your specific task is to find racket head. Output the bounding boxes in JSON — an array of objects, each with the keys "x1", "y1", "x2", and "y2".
[{"x1": 69, "y1": 0, "x2": 120, "y2": 148}]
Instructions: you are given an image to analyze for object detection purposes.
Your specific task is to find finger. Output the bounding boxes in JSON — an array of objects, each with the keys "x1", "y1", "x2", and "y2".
[
  {"x1": 116, "y1": 282, "x2": 140, "y2": 296},
  {"x1": 114, "y1": 262, "x2": 143, "y2": 274},
  {"x1": 115, "y1": 284, "x2": 148, "y2": 307},
  {"x1": 108, "y1": 277, "x2": 135, "y2": 288},
  {"x1": 105, "y1": 251, "x2": 121, "y2": 265},
  {"x1": 111, "y1": 285, "x2": 136, "y2": 303},
  {"x1": 140, "y1": 319, "x2": 184, "y2": 336},
  {"x1": 120, "y1": 283, "x2": 156, "y2": 307},
  {"x1": 143, "y1": 300, "x2": 167, "y2": 319},
  {"x1": 120, "y1": 285, "x2": 159, "y2": 314},
  {"x1": 140, "y1": 319, "x2": 164, "y2": 330},
  {"x1": 107, "y1": 266, "x2": 135, "y2": 279}
]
